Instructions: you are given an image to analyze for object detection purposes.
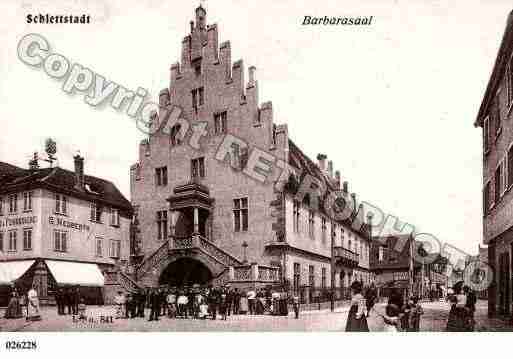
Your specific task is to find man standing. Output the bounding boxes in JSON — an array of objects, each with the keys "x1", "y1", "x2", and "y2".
[
  {"x1": 232, "y1": 288, "x2": 240, "y2": 315},
  {"x1": 72, "y1": 287, "x2": 80, "y2": 316},
  {"x1": 55, "y1": 287, "x2": 64, "y2": 315},
  {"x1": 226, "y1": 287, "x2": 233, "y2": 316},
  {"x1": 247, "y1": 288, "x2": 256, "y2": 315},
  {"x1": 365, "y1": 283, "x2": 377, "y2": 317},
  {"x1": 65, "y1": 287, "x2": 73, "y2": 315},
  {"x1": 292, "y1": 293, "x2": 300, "y2": 319},
  {"x1": 148, "y1": 289, "x2": 161, "y2": 321}
]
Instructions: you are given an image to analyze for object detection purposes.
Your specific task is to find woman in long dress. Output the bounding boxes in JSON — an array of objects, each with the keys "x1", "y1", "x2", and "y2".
[
  {"x1": 345, "y1": 281, "x2": 369, "y2": 332},
  {"x1": 446, "y1": 282, "x2": 471, "y2": 331},
  {"x1": 4, "y1": 287, "x2": 23, "y2": 319},
  {"x1": 26, "y1": 286, "x2": 42, "y2": 321}
]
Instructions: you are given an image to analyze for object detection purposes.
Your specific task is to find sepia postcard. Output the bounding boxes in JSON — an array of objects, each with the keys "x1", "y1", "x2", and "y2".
[{"x1": 1, "y1": 0, "x2": 513, "y2": 356}]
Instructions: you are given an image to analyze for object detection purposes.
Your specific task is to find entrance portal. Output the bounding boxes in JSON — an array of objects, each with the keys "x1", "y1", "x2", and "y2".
[{"x1": 159, "y1": 258, "x2": 213, "y2": 287}]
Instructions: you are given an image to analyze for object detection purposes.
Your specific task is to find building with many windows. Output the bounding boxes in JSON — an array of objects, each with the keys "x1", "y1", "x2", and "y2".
[
  {"x1": 0, "y1": 154, "x2": 132, "y2": 305},
  {"x1": 128, "y1": 6, "x2": 373, "y2": 302},
  {"x1": 475, "y1": 10, "x2": 513, "y2": 318}
]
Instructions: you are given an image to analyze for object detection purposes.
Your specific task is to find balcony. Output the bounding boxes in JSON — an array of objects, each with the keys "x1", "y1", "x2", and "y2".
[
  {"x1": 230, "y1": 264, "x2": 280, "y2": 283},
  {"x1": 333, "y1": 246, "x2": 359, "y2": 268}
]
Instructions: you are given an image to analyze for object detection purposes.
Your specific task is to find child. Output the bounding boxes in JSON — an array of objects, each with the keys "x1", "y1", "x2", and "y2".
[
  {"x1": 409, "y1": 296, "x2": 424, "y2": 332},
  {"x1": 78, "y1": 298, "x2": 87, "y2": 320},
  {"x1": 199, "y1": 299, "x2": 209, "y2": 320},
  {"x1": 382, "y1": 302, "x2": 401, "y2": 332}
]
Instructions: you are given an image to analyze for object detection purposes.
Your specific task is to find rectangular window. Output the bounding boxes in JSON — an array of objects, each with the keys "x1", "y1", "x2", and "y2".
[
  {"x1": 155, "y1": 167, "x2": 168, "y2": 186},
  {"x1": 293, "y1": 263, "x2": 300, "y2": 290},
  {"x1": 308, "y1": 265, "x2": 315, "y2": 288},
  {"x1": 233, "y1": 197, "x2": 249, "y2": 232},
  {"x1": 23, "y1": 228, "x2": 32, "y2": 251},
  {"x1": 509, "y1": 146, "x2": 513, "y2": 188},
  {"x1": 321, "y1": 217, "x2": 327, "y2": 243},
  {"x1": 378, "y1": 246, "x2": 384, "y2": 262},
  {"x1": 321, "y1": 267, "x2": 327, "y2": 289},
  {"x1": 110, "y1": 208, "x2": 120, "y2": 227},
  {"x1": 484, "y1": 117, "x2": 490, "y2": 153},
  {"x1": 192, "y1": 58, "x2": 202, "y2": 77},
  {"x1": 109, "y1": 239, "x2": 121, "y2": 258},
  {"x1": 90, "y1": 202, "x2": 103, "y2": 223},
  {"x1": 192, "y1": 87, "x2": 204, "y2": 108},
  {"x1": 54, "y1": 230, "x2": 68, "y2": 252},
  {"x1": 8, "y1": 194, "x2": 17, "y2": 214},
  {"x1": 484, "y1": 181, "x2": 491, "y2": 215},
  {"x1": 95, "y1": 238, "x2": 103, "y2": 257},
  {"x1": 8, "y1": 230, "x2": 17, "y2": 252},
  {"x1": 191, "y1": 157, "x2": 205, "y2": 179},
  {"x1": 507, "y1": 60, "x2": 513, "y2": 107},
  {"x1": 293, "y1": 199, "x2": 300, "y2": 233},
  {"x1": 214, "y1": 111, "x2": 227, "y2": 135},
  {"x1": 157, "y1": 210, "x2": 168, "y2": 240},
  {"x1": 495, "y1": 164, "x2": 502, "y2": 204},
  {"x1": 55, "y1": 194, "x2": 67, "y2": 215},
  {"x1": 23, "y1": 191, "x2": 33, "y2": 212},
  {"x1": 308, "y1": 210, "x2": 315, "y2": 239}
]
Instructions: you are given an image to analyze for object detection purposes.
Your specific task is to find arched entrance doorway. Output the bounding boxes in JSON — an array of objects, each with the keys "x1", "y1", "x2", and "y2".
[{"x1": 159, "y1": 258, "x2": 213, "y2": 287}]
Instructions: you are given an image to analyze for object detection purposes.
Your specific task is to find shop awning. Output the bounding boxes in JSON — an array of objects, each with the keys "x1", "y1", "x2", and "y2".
[
  {"x1": 0, "y1": 260, "x2": 36, "y2": 285},
  {"x1": 45, "y1": 260, "x2": 104, "y2": 287}
]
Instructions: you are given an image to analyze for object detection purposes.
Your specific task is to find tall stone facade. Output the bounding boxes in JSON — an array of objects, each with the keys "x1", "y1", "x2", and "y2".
[{"x1": 130, "y1": 6, "x2": 373, "y2": 297}]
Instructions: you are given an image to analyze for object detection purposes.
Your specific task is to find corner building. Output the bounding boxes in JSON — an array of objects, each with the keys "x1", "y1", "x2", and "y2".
[
  {"x1": 475, "y1": 11, "x2": 513, "y2": 318},
  {"x1": 130, "y1": 6, "x2": 373, "y2": 302}
]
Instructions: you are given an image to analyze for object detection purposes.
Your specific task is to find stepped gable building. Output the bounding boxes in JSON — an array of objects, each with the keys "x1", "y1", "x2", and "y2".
[
  {"x1": 0, "y1": 154, "x2": 132, "y2": 306},
  {"x1": 475, "y1": 10, "x2": 513, "y2": 318},
  {"x1": 130, "y1": 6, "x2": 374, "y2": 301}
]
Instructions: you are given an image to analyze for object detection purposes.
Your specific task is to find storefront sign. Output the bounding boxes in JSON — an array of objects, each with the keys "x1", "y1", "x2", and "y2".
[
  {"x1": 0, "y1": 216, "x2": 38, "y2": 228},
  {"x1": 49, "y1": 216, "x2": 90, "y2": 232}
]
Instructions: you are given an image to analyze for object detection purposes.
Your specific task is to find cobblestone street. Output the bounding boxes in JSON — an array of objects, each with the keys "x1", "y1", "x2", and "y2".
[{"x1": 1, "y1": 300, "x2": 512, "y2": 332}]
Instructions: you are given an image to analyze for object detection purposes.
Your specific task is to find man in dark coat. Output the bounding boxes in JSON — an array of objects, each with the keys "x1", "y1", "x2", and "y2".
[
  {"x1": 55, "y1": 288, "x2": 64, "y2": 315},
  {"x1": 208, "y1": 287, "x2": 219, "y2": 320},
  {"x1": 225, "y1": 288, "x2": 233, "y2": 316},
  {"x1": 148, "y1": 289, "x2": 161, "y2": 321},
  {"x1": 136, "y1": 290, "x2": 146, "y2": 317},
  {"x1": 232, "y1": 288, "x2": 240, "y2": 315},
  {"x1": 65, "y1": 287, "x2": 73, "y2": 315},
  {"x1": 72, "y1": 287, "x2": 80, "y2": 315},
  {"x1": 365, "y1": 283, "x2": 377, "y2": 316}
]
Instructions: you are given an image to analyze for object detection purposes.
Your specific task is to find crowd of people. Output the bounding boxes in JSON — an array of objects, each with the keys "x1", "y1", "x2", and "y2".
[{"x1": 113, "y1": 285, "x2": 294, "y2": 321}]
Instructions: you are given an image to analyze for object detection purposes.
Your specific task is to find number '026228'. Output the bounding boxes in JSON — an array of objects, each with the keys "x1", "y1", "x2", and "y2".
[{"x1": 5, "y1": 341, "x2": 37, "y2": 350}]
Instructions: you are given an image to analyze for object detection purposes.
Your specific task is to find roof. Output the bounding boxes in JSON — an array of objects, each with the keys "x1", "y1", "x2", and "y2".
[
  {"x1": 287, "y1": 139, "x2": 370, "y2": 238},
  {"x1": 0, "y1": 161, "x2": 28, "y2": 184},
  {"x1": 0, "y1": 162, "x2": 132, "y2": 212},
  {"x1": 475, "y1": 10, "x2": 513, "y2": 127}
]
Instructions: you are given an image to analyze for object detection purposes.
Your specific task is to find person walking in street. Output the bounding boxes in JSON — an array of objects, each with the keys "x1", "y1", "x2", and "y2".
[
  {"x1": 345, "y1": 281, "x2": 369, "y2": 332},
  {"x1": 409, "y1": 296, "x2": 424, "y2": 332},
  {"x1": 464, "y1": 285, "x2": 477, "y2": 331},
  {"x1": 364, "y1": 283, "x2": 377, "y2": 317},
  {"x1": 446, "y1": 281, "x2": 472, "y2": 332}
]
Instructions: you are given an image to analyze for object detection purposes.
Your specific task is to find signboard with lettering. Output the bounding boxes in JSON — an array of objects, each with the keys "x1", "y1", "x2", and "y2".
[
  {"x1": 49, "y1": 216, "x2": 90, "y2": 232},
  {"x1": 0, "y1": 216, "x2": 38, "y2": 228}
]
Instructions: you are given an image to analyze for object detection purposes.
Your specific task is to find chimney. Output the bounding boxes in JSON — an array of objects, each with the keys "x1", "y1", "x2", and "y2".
[
  {"x1": 316, "y1": 153, "x2": 327, "y2": 172},
  {"x1": 327, "y1": 160, "x2": 333, "y2": 177},
  {"x1": 343, "y1": 181, "x2": 348, "y2": 193},
  {"x1": 248, "y1": 66, "x2": 256, "y2": 87},
  {"x1": 74, "y1": 152, "x2": 85, "y2": 190}
]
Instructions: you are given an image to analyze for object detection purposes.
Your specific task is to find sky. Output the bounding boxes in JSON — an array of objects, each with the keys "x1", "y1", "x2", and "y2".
[{"x1": 1, "y1": 0, "x2": 511, "y2": 256}]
